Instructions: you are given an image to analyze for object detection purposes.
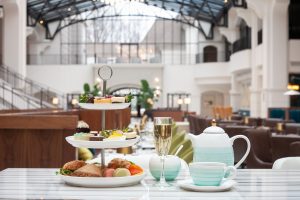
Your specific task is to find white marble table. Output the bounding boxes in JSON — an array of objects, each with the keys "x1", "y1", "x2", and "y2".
[{"x1": 0, "y1": 168, "x2": 300, "y2": 200}]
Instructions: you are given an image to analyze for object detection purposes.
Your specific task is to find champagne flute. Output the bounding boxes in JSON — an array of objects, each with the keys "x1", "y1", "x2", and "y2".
[{"x1": 153, "y1": 117, "x2": 172, "y2": 188}]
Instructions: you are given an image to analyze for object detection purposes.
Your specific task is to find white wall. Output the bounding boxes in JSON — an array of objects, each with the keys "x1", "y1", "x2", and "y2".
[
  {"x1": 229, "y1": 49, "x2": 251, "y2": 73},
  {"x1": 163, "y1": 64, "x2": 200, "y2": 113},
  {"x1": 27, "y1": 65, "x2": 94, "y2": 94},
  {"x1": 27, "y1": 64, "x2": 164, "y2": 107}
]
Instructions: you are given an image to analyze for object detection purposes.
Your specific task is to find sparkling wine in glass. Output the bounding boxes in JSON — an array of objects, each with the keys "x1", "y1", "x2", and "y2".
[{"x1": 153, "y1": 117, "x2": 172, "y2": 189}]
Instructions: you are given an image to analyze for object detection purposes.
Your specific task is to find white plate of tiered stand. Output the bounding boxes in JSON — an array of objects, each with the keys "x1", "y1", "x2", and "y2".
[
  {"x1": 60, "y1": 172, "x2": 146, "y2": 188},
  {"x1": 78, "y1": 103, "x2": 131, "y2": 110},
  {"x1": 62, "y1": 66, "x2": 145, "y2": 188},
  {"x1": 66, "y1": 135, "x2": 140, "y2": 149}
]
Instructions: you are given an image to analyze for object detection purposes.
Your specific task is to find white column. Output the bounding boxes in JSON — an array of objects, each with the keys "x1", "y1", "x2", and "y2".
[
  {"x1": 185, "y1": 26, "x2": 198, "y2": 64},
  {"x1": 2, "y1": 0, "x2": 26, "y2": 76},
  {"x1": 250, "y1": 10, "x2": 261, "y2": 117},
  {"x1": 260, "y1": 0, "x2": 289, "y2": 117},
  {"x1": 230, "y1": 74, "x2": 241, "y2": 112}
]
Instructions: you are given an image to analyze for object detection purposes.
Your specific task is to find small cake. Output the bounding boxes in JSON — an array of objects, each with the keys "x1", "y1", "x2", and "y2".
[
  {"x1": 89, "y1": 135, "x2": 104, "y2": 141},
  {"x1": 76, "y1": 121, "x2": 90, "y2": 133},
  {"x1": 86, "y1": 97, "x2": 94, "y2": 103},
  {"x1": 113, "y1": 168, "x2": 131, "y2": 177},
  {"x1": 111, "y1": 97, "x2": 125, "y2": 103},
  {"x1": 94, "y1": 98, "x2": 111, "y2": 104},
  {"x1": 74, "y1": 133, "x2": 91, "y2": 141},
  {"x1": 123, "y1": 131, "x2": 137, "y2": 139},
  {"x1": 90, "y1": 131, "x2": 98, "y2": 136}
]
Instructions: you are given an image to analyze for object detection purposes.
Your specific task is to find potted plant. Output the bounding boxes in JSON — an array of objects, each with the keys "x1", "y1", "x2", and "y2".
[{"x1": 137, "y1": 80, "x2": 156, "y2": 117}]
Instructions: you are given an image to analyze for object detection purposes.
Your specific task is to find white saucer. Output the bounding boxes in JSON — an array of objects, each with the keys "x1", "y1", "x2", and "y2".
[{"x1": 178, "y1": 179, "x2": 236, "y2": 192}]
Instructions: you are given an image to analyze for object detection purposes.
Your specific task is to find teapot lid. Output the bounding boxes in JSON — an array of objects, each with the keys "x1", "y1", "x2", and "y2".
[{"x1": 203, "y1": 119, "x2": 225, "y2": 134}]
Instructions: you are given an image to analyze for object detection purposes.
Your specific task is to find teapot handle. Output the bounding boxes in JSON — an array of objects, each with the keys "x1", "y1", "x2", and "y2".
[{"x1": 230, "y1": 135, "x2": 251, "y2": 168}]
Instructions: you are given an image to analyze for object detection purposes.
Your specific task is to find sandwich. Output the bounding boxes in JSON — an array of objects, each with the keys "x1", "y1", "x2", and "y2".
[
  {"x1": 58, "y1": 160, "x2": 86, "y2": 175},
  {"x1": 71, "y1": 164, "x2": 102, "y2": 177}
]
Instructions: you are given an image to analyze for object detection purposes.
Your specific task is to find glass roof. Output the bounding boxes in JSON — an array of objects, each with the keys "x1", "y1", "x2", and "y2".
[{"x1": 27, "y1": 0, "x2": 231, "y2": 24}]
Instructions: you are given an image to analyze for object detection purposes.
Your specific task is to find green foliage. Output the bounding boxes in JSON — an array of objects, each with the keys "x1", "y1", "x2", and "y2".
[
  {"x1": 56, "y1": 168, "x2": 73, "y2": 175},
  {"x1": 83, "y1": 83, "x2": 90, "y2": 94},
  {"x1": 168, "y1": 124, "x2": 193, "y2": 164},
  {"x1": 79, "y1": 94, "x2": 89, "y2": 103},
  {"x1": 138, "y1": 79, "x2": 155, "y2": 110},
  {"x1": 83, "y1": 83, "x2": 100, "y2": 96}
]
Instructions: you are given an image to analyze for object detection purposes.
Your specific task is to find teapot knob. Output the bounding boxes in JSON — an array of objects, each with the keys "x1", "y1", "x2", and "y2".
[{"x1": 211, "y1": 119, "x2": 217, "y2": 126}]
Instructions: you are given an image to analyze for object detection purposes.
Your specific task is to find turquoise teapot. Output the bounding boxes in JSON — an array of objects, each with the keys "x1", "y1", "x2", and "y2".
[{"x1": 187, "y1": 120, "x2": 251, "y2": 168}]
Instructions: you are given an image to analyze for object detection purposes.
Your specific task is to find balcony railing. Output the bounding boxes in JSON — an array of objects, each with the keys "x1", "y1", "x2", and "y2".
[
  {"x1": 27, "y1": 52, "x2": 227, "y2": 65},
  {"x1": 0, "y1": 65, "x2": 65, "y2": 109},
  {"x1": 232, "y1": 37, "x2": 251, "y2": 54}
]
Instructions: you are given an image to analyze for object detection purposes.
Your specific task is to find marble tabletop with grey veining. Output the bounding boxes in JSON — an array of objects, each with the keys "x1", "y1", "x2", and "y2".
[{"x1": 0, "y1": 168, "x2": 300, "y2": 200}]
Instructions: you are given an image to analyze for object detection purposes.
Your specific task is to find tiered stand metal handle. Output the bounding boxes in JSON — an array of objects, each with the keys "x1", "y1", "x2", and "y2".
[{"x1": 98, "y1": 65, "x2": 113, "y2": 166}]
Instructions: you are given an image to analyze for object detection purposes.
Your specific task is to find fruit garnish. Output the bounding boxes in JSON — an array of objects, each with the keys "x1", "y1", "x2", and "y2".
[
  {"x1": 129, "y1": 164, "x2": 143, "y2": 175},
  {"x1": 123, "y1": 127, "x2": 134, "y2": 133},
  {"x1": 108, "y1": 134, "x2": 123, "y2": 139},
  {"x1": 100, "y1": 130, "x2": 111, "y2": 138},
  {"x1": 111, "y1": 130, "x2": 123, "y2": 136}
]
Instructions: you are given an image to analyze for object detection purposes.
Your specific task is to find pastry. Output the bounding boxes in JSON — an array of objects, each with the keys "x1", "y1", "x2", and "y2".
[
  {"x1": 111, "y1": 97, "x2": 125, "y2": 103},
  {"x1": 74, "y1": 133, "x2": 92, "y2": 140},
  {"x1": 76, "y1": 121, "x2": 90, "y2": 133},
  {"x1": 72, "y1": 164, "x2": 102, "y2": 177},
  {"x1": 89, "y1": 135, "x2": 104, "y2": 141},
  {"x1": 123, "y1": 131, "x2": 137, "y2": 139},
  {"x1": 113, "y1": 168, "x2": 131, "y2": 177},
  {"x1": 94, "y1": 98, "x2": 111, "y2": 104},
  {"x1": 90, "y1": 131, "x2": 98, "y2": 136}
]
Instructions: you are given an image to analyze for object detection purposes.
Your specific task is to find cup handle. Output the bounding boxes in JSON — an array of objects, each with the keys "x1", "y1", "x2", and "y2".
[
  {"x1": 230, "y1": 135, "x2": 251, "y2": 168},
  {"x1": 224, "y1": 166, "x2": 236, "y2": 180}
]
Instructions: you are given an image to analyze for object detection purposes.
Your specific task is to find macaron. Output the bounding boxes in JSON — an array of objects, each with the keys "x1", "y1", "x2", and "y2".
[{"x1": 113, "y1": 168, "x2": 131, "y2": 177}]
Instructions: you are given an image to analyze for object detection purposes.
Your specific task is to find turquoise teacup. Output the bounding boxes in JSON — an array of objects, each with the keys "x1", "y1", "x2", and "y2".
[{"x1": 189, "y1": 162, "x2": 236, "y2": 186}]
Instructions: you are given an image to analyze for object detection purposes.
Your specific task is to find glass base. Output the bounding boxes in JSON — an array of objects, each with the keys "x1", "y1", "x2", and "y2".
[{"x1": 154, "y1": 181, "x2": 172, "y2": 190}]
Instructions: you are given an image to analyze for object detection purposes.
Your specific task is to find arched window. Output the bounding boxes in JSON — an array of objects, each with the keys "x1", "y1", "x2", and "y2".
[{"x1": 203, "y1": 46, "x2": 217, "y2": 62}]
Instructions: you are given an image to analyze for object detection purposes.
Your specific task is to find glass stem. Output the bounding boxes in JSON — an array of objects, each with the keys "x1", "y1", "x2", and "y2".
[{"x1": 160, "y1": 155, "x2": 167, "y2": 186}]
